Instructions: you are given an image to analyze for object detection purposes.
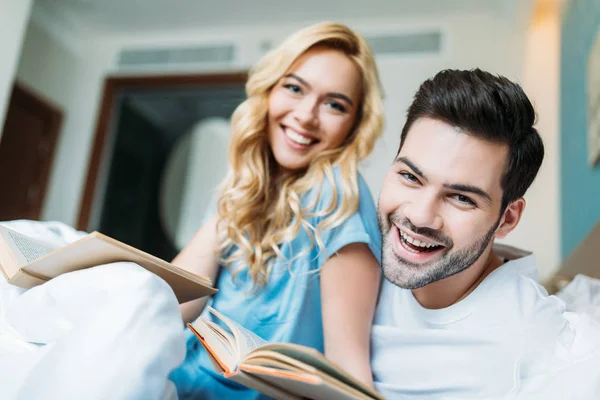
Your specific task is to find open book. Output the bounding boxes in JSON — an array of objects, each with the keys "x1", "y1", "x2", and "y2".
[
  {"x1": 0, "y1": 225, "x2": 216, "y2": 303},
  {"x1": 188, "y1": 307, "x2": 386, "y2": 400}
]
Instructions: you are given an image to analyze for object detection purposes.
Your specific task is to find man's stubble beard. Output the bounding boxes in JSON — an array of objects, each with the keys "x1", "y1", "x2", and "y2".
[{"x1": 378, "y1": 212, "x2": 500, "y2": 290}]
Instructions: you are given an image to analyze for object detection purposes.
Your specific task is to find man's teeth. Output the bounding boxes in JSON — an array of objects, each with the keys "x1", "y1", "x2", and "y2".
[
  {"x1": 285, "y1": 128, "x2": 313, "y2": 145},
  {"x1": 400, "y1": 230, "x2": 437, "y2": 248}
]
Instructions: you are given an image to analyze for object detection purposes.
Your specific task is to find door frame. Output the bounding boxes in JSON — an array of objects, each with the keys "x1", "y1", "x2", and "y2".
[
  {"x1": 0, "y1": 81, "x2": 63, "y2": 220},
  {"x1": 76, "y1": 72, "x2": 248, "y2": 231}
]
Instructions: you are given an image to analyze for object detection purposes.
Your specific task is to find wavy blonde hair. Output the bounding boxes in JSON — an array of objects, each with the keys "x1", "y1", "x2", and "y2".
[{"x1": 216, "y1": 22, "x2": 384, "y2": 287}]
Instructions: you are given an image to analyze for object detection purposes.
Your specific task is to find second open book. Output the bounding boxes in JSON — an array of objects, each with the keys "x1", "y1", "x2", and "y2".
[{"x1": 188, "y1": 307, "x2": 386, "y2": 400}]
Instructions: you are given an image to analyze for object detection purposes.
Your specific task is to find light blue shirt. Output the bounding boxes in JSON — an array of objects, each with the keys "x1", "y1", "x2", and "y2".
[{"x1": 170, "y1": 167, "x2": 381, "y2": 400}]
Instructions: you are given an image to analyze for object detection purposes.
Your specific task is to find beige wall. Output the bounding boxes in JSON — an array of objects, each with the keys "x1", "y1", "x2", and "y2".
[
  {"x1": 503, "y1": 2, "x2": 560, "y2": 280},
  {"x1": 0, "y1": 0, "x2": 33, "y2": 137}
]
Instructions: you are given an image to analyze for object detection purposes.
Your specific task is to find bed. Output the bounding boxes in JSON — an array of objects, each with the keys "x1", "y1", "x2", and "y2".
[{"x1": 1, "y1": 219, "x2": 599, "y2": 399}]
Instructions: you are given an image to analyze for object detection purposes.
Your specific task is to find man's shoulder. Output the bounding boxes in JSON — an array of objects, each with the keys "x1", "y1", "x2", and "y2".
[
  {"x1": 487, "y1": 243, "x2": 539, "y2": 294},
  {"x1": 482, "y1": 252, "x2": 567, "y2": 331}
]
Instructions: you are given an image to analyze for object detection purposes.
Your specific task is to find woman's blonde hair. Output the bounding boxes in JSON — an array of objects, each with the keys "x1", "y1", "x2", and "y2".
[{"x1": 216, "y1": 21, "x2": 384, "y2": 287}]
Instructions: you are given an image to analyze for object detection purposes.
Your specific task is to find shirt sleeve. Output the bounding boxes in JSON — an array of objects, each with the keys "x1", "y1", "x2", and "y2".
[{"x1": 312, "y1": 170, "x2": 382, "y2": 268}]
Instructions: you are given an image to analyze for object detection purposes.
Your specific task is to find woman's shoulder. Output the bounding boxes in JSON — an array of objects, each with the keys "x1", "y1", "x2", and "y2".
[
  {"x1": 305, "y1": 165, "x2": 376, "y2": 215},
  {"x1": 322, "y1": 164, "x2": 373, "y2": 194},
  {"x1": 331, "y1": 165, "x2": 376, "y2": 205},
  {"x1": 311, "y1": 165, "x2": 382, "y2": 263}
]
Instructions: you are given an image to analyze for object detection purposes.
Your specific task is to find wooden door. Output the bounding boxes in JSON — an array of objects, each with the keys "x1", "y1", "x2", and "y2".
[{"x1": 0, "y1": 82, "x2": 63, "y2": 221}]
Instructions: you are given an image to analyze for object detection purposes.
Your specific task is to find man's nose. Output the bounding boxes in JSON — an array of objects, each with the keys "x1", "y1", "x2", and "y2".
[{"x1": 403, "y1": 195, "x2": 443, "y2": 231}]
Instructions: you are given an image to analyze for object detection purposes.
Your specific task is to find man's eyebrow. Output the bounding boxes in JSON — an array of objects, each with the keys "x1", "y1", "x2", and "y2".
[
  {"x1": 283, "y1": 73, "x2": 354, "y2": 106},
  {"x1": 443, "y1": 183, "x2": 492, "y2": 203},
  {"x1": 395, "y1": 156, "x2": 493, "y2": 203},
  {"x1": 395, "y1": 156, "x2": 428, "y2": 181}
]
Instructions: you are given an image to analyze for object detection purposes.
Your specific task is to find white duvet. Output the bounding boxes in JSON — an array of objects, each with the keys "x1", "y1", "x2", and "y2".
[
  {"x1": 556, "y1": 274, "x2": 600, "y2": 321},
  {"x1": 0, "y1": 220, "x2": 186, "y2": 400}
]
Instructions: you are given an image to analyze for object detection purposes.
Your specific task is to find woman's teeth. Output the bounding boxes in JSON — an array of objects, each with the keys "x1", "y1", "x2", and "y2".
[{"x1": 285, "y1": 128, "x2": 313, "y2": 145}]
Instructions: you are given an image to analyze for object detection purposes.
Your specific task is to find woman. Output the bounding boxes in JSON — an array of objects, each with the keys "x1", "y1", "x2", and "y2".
[{"x1": 171, "y1": 21, "x2": 385, "y2": 399}]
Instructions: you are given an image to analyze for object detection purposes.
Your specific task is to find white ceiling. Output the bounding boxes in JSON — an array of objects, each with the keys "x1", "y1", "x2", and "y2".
[{"x1": 39, "y1": 0, "x2": 512, "y2": 35}]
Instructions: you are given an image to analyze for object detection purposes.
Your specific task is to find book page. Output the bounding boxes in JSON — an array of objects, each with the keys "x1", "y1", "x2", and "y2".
[
  {"x1": 242, "y1": 351, "x2": 385, "y2": 400},
  {"x1": 241, "y1": 365, "x2": 375, "y2": 400},
  {"x1": 6, "y1": 230, "x2": 57, "y2": 263},
  {"x1": 255, "y1": 343, "x2": 385, "y2": 400},
  {"x1": 228, "y1": 370, "x2": 303, "y2": 400},
  {"x1": 242, "y1": 355, "x2": 321, "y2": 384},
  {"x1": 189, "y1": 317, "x2": 237, "y2": 372},
  {"x1": 207, "y1": 307, "x2": 267, "y2": 361},
  {"x1": 0, "y1": 225, "x2": 60, "y2": 267}
]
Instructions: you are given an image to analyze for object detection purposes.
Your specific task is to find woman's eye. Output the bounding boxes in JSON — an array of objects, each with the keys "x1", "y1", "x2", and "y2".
[
  {"x1": 325, "y1": 101, "x2": 346, "y2": 113},
  {"x1": 283, "y1": 84, "x2": 302, "y2": 94}
]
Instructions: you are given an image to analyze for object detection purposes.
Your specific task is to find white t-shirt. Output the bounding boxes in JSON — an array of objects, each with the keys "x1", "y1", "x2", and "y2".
[{"x1": 371, "y1": 248, "x2": 600, "y2": 399}]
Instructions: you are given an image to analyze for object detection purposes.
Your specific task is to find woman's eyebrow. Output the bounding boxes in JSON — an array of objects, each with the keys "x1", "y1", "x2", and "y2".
[{"x1": 284, "y1": 73, "x2": 354, "y2": 106}]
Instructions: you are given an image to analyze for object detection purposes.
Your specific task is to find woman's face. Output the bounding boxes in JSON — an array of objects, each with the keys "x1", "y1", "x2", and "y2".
[{"x1": 267, "y1": 46, "x2": 361, "y2": 171}]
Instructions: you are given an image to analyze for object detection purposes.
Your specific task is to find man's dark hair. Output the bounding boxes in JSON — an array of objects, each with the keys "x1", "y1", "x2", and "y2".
[{"x1": 398, "y1": 68, "x2": 544, "y2": 210}]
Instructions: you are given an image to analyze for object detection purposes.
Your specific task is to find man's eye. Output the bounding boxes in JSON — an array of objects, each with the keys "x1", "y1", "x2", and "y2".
[
  {"x1": 400, "y1": 172, "x2": 419, "y2": 183},
  {"x1": 283, "y1": 84, "x2": 302, "y2": 94},
  {"x1": 453, "y1": 194, "x2": 476, "y2": 206}
]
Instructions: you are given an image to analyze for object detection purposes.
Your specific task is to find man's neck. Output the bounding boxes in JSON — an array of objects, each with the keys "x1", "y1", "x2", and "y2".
[{"x1": 411, "y1": 250, "x2": 504, "y2": 309}]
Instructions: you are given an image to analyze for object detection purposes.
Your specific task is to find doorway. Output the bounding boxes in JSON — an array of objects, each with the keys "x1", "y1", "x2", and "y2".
[{"x1": 78, "y1": 73, "x2": 247, "y2": 261}]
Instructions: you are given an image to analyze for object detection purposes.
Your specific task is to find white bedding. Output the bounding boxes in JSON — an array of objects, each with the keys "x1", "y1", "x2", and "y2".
[
  {"x1": 556, "y1": 274, "x2": 600, "y2": 321},
  {"x1": 0, "y1": 220, "x2": 185, "y2": 400},
  {"x1": 2, "y1": 220, "x2": 599, "y2": 400},
  {"x1": 507, "y1": 274, "x2": 600, "y2": 399}
]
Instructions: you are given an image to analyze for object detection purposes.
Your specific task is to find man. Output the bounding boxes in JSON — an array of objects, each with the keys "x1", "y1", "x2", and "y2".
[{"x1": 371, "y1": 69, "x2": 600, "y2": 399}]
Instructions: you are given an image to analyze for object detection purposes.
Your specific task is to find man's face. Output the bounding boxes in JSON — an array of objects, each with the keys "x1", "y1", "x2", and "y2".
[{"x1": 378, "y1": 118, "x2": 509, "y2": 289}]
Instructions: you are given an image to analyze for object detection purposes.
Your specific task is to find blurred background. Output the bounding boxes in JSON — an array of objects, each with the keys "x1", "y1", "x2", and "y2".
[{"x1": 0, "y1": 0, "x2": 598, "y2": 281}]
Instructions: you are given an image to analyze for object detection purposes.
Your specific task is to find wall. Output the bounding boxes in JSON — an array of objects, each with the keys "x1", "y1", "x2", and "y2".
[
  {"x1": 15, "y1": 19, "x2": 111, "y2": 225},
  {"x1": 0, "y1": 0, "x2": 33, "y2": 136},
  {"x1": 561, "y1": 0, "x2": 600, "y2": 259},
  {"x1": 175, "y1": 118, "x2": 230, "y2": 249},
  {"x1": 504, "y1": 3, "x2": 561, "y2": 280}
]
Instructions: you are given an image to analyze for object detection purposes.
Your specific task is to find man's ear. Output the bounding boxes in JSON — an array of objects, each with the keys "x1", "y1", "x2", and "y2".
[{"x1": 495, "y1": 197, "x2": 525, "y2": 239}]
